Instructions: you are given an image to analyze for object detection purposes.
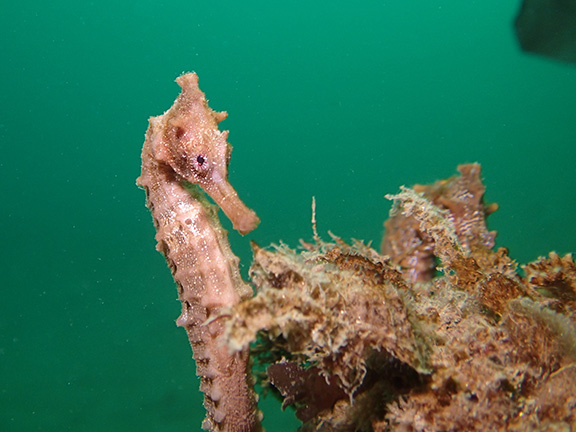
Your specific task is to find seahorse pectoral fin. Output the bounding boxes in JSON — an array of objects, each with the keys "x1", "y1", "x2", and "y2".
[{"x1": 203, "y1": 178, "x2": 260, "y2": 235}]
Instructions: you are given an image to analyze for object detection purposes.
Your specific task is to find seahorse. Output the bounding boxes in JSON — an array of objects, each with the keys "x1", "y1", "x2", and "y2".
[{"x1": 137, "y1": 73, "x2": 261, "y2": 432}]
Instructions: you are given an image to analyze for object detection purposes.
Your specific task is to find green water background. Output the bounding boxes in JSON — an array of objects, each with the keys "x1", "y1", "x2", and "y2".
[{"x1": 1, "y1": 1, "x2": 575, "y2": 430}]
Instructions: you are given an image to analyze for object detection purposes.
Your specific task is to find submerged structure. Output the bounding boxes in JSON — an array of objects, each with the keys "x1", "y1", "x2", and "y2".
[
  {"x1": 514, "y1": 0, "x2": 576, "y2": 64},
  {"x1": 140, "y1": 74, "x2": 576, "y2": 431},
  {"x1": 227, "y1": 164, "x2": 576, "y2": 431}
]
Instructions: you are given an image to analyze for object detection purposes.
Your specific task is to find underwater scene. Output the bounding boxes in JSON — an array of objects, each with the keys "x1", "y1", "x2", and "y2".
[{"x1": 1, "y1": 0, "x2": 575, "y2": 431}]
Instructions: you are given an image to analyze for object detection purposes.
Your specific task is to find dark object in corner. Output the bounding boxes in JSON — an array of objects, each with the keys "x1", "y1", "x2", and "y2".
[{"x1": 514, "y1": 0, "x2": 576, "y2": 63}]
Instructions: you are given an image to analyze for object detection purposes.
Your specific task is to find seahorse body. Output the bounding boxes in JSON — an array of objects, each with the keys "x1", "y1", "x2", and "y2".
[{"x1": 137, "y1": 73, "x2": 261, "y2": 432}]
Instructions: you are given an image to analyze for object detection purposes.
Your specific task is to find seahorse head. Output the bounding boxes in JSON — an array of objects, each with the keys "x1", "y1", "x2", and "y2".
[{"x1": 152, "y1": 73, "x2": 259, "y2": 235}]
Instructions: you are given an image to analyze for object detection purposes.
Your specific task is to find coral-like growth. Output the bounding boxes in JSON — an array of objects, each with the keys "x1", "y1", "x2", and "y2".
[{"x1": 225, "y1": 164, "x2": 576, "y2": 431}]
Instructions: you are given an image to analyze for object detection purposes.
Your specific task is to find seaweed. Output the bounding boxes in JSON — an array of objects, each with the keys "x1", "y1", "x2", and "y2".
[{"x1": 225, "y1": 164, "x2": 576, "y2": 431}]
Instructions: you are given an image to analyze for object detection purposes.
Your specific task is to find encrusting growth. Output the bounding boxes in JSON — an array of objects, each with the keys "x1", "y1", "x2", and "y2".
[
  {"x1": 224, "y1": 164, "x2": 576, "y2": 431},
  {"x1": 137, "y1": 73, "x2": 261, "y2": 432}
]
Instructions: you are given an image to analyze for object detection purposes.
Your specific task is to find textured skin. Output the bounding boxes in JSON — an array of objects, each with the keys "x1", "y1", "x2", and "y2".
[{"x1": 137, "y1": 73, "x2": 261, "y2": 432}]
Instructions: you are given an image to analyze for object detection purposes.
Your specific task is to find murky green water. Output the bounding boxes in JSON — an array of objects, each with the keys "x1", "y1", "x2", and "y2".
[{"x1": 1, "y1": 1, "x2": 575, "y2": 430}]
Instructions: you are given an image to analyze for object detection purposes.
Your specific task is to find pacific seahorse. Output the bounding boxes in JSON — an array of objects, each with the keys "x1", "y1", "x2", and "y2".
[{"x1": 137, "y1": 73, "x2": 261, "y2": 432}]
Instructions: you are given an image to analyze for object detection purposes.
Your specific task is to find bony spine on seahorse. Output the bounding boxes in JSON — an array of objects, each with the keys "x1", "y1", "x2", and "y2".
[{"x1": 137, "y1": 72, "x2": 262, "y2": 432}]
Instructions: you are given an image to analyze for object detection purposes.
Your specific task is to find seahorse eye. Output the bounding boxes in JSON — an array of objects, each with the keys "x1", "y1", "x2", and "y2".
[{"x1": 192, "y1": 154, "x2": 209, "y2": 174}]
